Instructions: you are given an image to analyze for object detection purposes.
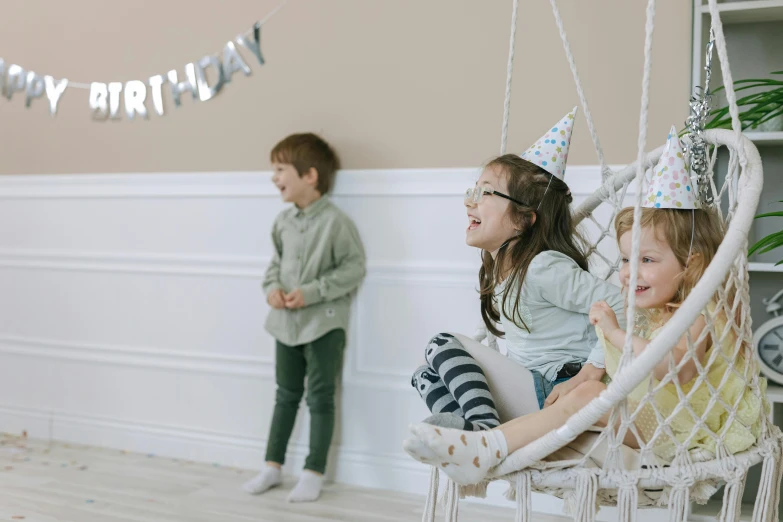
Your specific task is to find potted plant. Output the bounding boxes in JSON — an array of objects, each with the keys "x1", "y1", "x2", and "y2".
[
  {"x1": 707, "y1": 71, "x2": 783, "y2": 132},
  {"x1": 749, "y1": 203, "x2": 783, "y2": 264}
]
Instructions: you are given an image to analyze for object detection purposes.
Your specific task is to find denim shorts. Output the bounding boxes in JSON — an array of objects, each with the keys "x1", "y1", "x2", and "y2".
[{"x1": 531, "y1": 371, "x2": 572, "y2": 409}]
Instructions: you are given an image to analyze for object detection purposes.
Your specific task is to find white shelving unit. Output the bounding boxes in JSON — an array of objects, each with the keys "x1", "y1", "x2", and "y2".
[
  {"x1": 746, "y1": 131, "x2": 783, "y2": 146},
  {"x1": 749, "y1": 262, "x2": 783, "y2": 273},
  {"x1": 768, "y1": 382, "x2": 783, "y2": 402},
  {"x1": 691, "y1": 2, "x2": 783, "y2": 518},
  {"x1": 749, "y1": 263, "x2": 783, "y2": 273},
  {"x1": 692, "y1": 0, "x2": 783, "y2": 88},
  {"x1": 697, "y1": 0, "x2": 783, "y2": 24}
]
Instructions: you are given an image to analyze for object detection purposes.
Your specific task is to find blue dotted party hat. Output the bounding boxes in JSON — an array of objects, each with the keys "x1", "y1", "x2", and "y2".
[{"x1": 519, "y1": 107, "x2": 577, "y2": 181}]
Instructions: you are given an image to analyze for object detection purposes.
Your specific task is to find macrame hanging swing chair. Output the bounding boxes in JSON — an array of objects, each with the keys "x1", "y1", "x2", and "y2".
[{"x1": 420, "y1": 0, "x2": 783, "y2": 521}]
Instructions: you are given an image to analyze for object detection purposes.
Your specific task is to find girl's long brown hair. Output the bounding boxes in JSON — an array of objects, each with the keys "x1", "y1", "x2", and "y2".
[{"x1": 480, "y1": 155, "x2": 588, "y2": 336}]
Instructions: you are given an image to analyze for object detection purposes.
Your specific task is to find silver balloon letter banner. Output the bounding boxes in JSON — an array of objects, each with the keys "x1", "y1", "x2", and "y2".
[{"x1": 0, "y1": 1, "x2": 286, "y2": 122}]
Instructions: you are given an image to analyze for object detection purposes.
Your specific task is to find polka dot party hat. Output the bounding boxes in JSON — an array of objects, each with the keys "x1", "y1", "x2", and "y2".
[
  {"x1": 519, "y1": 106, "x2": 577, "y2": 181},
  {"x1": 643, "y1": 126, "x2": 698, "y2": 210}
]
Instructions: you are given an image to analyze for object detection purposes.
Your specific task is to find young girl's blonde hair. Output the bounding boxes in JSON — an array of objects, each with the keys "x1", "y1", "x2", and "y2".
[{"x1": 614, "y1": 206, "x2": 726, "y2": 311}]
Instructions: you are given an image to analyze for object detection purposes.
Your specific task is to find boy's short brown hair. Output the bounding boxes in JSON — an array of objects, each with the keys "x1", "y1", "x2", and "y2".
[{"x1": 270, "y1": 133, "x2": 341, "y2": 195}]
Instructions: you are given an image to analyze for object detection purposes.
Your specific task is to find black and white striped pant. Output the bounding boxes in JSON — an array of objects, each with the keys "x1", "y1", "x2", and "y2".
[{"x1": 411, "y1": 332, "x2": 501, "y2": 431}]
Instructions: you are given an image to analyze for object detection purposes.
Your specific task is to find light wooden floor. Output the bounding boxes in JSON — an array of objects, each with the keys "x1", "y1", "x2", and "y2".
[{"x1": 0, "y1": 434, "x2": 568, "y2": 522}]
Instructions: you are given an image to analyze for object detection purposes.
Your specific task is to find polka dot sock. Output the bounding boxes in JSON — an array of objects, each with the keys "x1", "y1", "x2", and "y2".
[{"x1": 405, "y1": 423, "x2": 508, "y2": 485}]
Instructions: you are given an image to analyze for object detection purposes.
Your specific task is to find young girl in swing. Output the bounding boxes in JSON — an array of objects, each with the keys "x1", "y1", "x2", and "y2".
[
  {"x1": 404, "y1": 128, "x2": 766, "y2": 485},
  {"x1": 411, "y1": 108, "x2": 625, "y2": 433}
]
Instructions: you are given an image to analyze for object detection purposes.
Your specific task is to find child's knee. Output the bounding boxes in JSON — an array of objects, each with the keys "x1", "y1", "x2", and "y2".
[
  {"x1": 562, "y1": 381, "x2": 605, "y2": 413},
  {"x1": 411, "y1": 364, "x2": 435, "y2": 389},
  {"x1": 575, "y1": 380, "x2": 605, "y2": 396},
  {"x1": 276, "y1": 385, "x2": 305, "y2": 406},
  {"x1": 306, "y1": 389, "x2": 335, "y2": 414},
  {"x1": 424, "y1": 332, "x2": 457, "y2": 365}
]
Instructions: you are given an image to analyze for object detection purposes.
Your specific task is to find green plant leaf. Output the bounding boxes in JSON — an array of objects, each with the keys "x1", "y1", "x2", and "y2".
[
  {"x1": 706, "y1": 72, "x2": 783, "y2": 131},
  {"x1": 755, "y1": 211, "x2": 783, "y2": 219},
  {"x1": 749, "y1": 231, "x2": 783, "y2": 256}
]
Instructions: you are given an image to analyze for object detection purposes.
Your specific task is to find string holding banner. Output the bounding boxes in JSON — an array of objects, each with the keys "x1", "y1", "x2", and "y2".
[{"x1": 0, "y1": 0, "x2": 287, "y2": 121}]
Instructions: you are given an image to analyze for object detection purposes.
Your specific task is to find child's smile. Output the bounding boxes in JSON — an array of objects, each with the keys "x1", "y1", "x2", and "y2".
[
  {"x1": 271, "y1": 162, "x2": 320, "y2": 208},
  {"x1": 618, "y1": 225, "x2": 684, "y2": 309},
  {"x1": 467, "y1": 213, "x2": 481, "y2": 232},
  {"x1": 464, "y1": 166, "x2": 518, "y2": 256}
]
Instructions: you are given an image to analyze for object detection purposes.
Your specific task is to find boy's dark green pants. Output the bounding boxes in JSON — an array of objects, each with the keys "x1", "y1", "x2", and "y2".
[{"x1": 265, "y1": 328, "x2": 345, "y2": 474}]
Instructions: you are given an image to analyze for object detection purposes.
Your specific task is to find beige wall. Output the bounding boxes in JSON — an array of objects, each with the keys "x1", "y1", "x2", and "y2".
[{"x1": 0, "y1": 0, "x2": 691, "y2": 174}]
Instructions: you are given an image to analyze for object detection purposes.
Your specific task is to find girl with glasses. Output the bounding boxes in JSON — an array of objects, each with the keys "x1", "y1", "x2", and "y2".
[{"x1": 410, "y1": 109, "x2": 625, "y2": 435}]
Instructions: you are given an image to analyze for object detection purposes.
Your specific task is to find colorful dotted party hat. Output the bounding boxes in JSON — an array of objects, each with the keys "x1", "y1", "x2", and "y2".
[
  {"x1": 644, "y1": 126, "x2": 698, "y2": 209},
  {"x1": 519, "y1": 107, "x2": 577, "y2": 181}
]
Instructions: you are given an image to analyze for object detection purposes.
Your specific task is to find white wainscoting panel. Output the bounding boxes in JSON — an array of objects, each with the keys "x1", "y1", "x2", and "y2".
[{"x1": 0, "y1": 167, "x2": 644, "y2": 519}]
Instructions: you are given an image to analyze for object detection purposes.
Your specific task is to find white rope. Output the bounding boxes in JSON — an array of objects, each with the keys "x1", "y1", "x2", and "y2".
[
  {"x1": 445, "y1": 479, "x2": 460, "y2": 522},
  {"x1": 548, "y1": 0, "x2": 609, "y2": 180},
  {"x1": 515, "y1": 472, "x2": 532, "y2": 522},
  {"x1": 422, "y1": 467, "x2": 439, "y2": 522},
  {"x1": 705, "y1": 0, "x2": 747, "y2": 169},
  {"x1": 499, "y1": 0, "x2": 520, "y2": 155},
  {"x1": 61, "y1": 0, "x2": 289, "y2": 90},
  {"x1": 623, "y1": 0, "x2": 657, "y2": 372}
]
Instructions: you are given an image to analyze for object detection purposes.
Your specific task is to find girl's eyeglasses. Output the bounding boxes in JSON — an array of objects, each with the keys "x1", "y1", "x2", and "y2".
[{"x1": 464, "y1": 186, "x2": 526, "y2": 207}]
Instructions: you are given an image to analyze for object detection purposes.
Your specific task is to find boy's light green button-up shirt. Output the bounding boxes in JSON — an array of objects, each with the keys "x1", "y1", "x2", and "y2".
[{"x1": 263, "y1": 196, "x2": 366, "y2": 346}]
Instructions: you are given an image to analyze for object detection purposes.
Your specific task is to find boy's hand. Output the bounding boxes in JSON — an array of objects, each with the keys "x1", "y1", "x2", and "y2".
[
  {"x1": 284, "y1": 289, "x2": 305, "y2": 309},
  {"x1": 589, "y1": 301, "x2": 620, "y2": 335},
  {"x1": 267, "y1": 289, "x2": 286, "y2": 309}
]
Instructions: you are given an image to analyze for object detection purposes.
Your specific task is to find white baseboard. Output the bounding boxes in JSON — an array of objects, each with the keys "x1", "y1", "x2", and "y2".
[{"x1": 0, "y1": 404, "x2": 426, "y2": 489}]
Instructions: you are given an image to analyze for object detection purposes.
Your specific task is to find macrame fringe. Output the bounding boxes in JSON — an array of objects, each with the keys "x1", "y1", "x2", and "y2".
[
  {"x1": 691, "y1": 478, "x2": 721, "y2": 505},
  {"x1": 458, "y1": 480, "x2": 489, "y2": 499},
  {"x1": 444, "y1": 479, "x2": 459, "y2": 522},
  {"x1": 667, "y1": 484, "x2": 690, "y2": 522},
  {"x1": 421, "y1": 466, "x2": 439, "y2": 522},
  {"x1": 438, "y1": 475, "x2": 450, "y2": 507},
  {"x1": 564, "y1": 473, "x2": 598, "y2": 522},
  {"x1": 718, "y1": 475, "x2": 746, "y2": 522},
  {"x1": 751, "y1": 439, "x2": 783, "y2": 522},
  {"x1": 617, "y1": 483, "x2": 639, "y2": 522},
  {"x1": 514, "y1": 472, "x2": 532, "y2": 522}
]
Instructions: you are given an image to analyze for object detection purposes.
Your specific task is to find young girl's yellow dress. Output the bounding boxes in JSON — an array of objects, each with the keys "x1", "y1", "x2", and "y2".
[{"x1": 597, "y1": 303, "x2": 767, "y2": 462}]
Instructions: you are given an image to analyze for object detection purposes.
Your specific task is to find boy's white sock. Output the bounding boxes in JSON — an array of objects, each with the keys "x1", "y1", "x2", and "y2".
[
  {"x1": 242, "y1": 465, "x2": 282, "y2": 495},
  {"x1": 405, "y1": 423, "x2": 508, "y2": 485},
  {"x1": 287, "y1": 470, "x2": 324, "y2": 503}
]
